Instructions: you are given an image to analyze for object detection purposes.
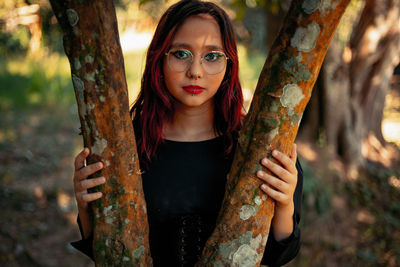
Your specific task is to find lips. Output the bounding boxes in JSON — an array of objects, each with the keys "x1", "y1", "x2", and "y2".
[{"x1": 182, "y1": 85, "x2": 204, "y2": 95}]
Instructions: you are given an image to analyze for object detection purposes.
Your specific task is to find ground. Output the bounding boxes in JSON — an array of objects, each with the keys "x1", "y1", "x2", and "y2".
[{"x1": 0, "y1": 107, "x2": 92, "y2": 266}]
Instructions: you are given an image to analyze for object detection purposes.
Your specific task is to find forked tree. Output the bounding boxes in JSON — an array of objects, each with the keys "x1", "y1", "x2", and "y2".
[{"x1": 50, "y1": 0, "x2": 350, "y2": 266}]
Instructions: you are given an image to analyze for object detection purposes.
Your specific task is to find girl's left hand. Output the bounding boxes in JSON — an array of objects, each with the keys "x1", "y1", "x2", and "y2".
[{"x1": 256, "y1": 144, "x2": 298, "y2": 210}]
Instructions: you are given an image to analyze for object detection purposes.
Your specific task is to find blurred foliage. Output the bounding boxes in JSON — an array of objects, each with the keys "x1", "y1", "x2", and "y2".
[
  {"x1": 0, "y1": 52, "x2": 74, "y2": 110},
  {"x1": 0, "y1": 0, "x2": 64, "y2": 55},
  {"x1": 0, "y1": 25, "x2": 30, "y2": 55}
]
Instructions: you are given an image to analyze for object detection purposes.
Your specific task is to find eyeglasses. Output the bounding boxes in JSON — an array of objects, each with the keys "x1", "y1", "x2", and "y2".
[{"x1": 165, "y1": 49, "x2": 229, "y2": 75}]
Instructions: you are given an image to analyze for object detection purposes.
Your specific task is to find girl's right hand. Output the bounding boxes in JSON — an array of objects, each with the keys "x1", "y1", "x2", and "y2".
[{"x1": 73, "y1": 147, "x2": 106, "y2": 210}]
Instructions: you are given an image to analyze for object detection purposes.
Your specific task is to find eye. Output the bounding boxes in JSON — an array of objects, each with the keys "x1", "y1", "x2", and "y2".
[
  {"x1": 172, "y1": 50, "x2": 191, "y2": 60},
  {"x1": 204, "y1": 52, "x2": 224, "y2": 62}
]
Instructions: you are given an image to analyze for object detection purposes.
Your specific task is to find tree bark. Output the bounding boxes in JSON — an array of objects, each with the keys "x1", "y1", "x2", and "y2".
[
  {"x1": 197, "y1": 0, "x2": 350, "y2": 266},
  {"x1": 49, "y1": 1, "x2": 152, "y2": 266}
]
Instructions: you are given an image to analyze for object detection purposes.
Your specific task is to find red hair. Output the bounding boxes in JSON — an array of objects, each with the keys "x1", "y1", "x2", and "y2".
[{"x1": 130, "y1": 0, "x2": 244, "y2": 165}]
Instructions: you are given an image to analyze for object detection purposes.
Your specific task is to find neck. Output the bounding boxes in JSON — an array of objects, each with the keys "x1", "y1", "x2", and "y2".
[{"x1": 163, "y1": 101, "x2": 216, "y2": 141}]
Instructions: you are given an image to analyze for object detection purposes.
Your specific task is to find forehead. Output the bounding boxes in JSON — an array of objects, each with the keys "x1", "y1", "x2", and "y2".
[{"x1": 171, "y1": 15, "x2": 223, "y2": 49}]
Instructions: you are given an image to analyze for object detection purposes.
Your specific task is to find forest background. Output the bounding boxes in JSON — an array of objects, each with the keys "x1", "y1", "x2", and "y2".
[{"x1": 0, "y1": 0, "x2": 399, "y2": 266}]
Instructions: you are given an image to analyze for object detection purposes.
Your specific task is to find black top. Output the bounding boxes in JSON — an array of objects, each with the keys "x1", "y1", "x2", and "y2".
[{"x1": 71, "y1": 135, "x2": 303, "y2": 267}]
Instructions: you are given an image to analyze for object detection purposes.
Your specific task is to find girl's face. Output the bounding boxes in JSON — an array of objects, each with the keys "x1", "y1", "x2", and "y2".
[{"x1": 163, "y1": 15, "x2": 227, "y2": 109}]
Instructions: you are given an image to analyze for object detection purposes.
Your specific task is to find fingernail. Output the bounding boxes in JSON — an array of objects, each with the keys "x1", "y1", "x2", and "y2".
[
  {"x1": 273, "y1": 150, "x2": 278, "y2": 156},
  {"x1": 97, "y1": 162, "x2": 103, "y2": 168},
  {"x1": 100, "y1": 177, "x2": 106, "y2": 183},
  {"x1": 257, "y1": 170, "x2": 263, "y2": 177},
  {"x1": 263, "y1": 158, "x2": 269, "y2": 165},
  {"x1": 261, "y1": 184, "x2": 267, "y2": 190}
]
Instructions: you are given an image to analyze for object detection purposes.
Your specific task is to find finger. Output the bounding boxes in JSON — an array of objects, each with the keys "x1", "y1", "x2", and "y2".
[
  {"x1": 78, "y1": 177, "x2": 106, "y2": 192},
  {"x1": 74, "y1": 147, "x2": 89, "y2": 171},
  {"x1": 261, "y1": 158, "x2": 291, "y2": 182},
  {"x1": 290, "y1": 144, "x2": 297, "y2": 161},
  {"x1": 80, "y1": 192, "x2": 103, "y2": 203},
  {"x1": 260, "y1": 184, "x2": 287, "y2": 203},
  {"x1": 271, "y1": 149, "x2": 297, "y2": 175},
  {"x1": 257, "y1": 171, "x2": 288, "y2": 193},
  {"x1": 75, "y1": 162, "x2": 104, "y2": 181}
]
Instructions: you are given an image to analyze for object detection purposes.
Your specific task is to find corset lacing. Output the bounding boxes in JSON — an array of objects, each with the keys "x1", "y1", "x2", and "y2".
[{"x1": 177, "y1": 213, "x2": 205, "y2": 266}]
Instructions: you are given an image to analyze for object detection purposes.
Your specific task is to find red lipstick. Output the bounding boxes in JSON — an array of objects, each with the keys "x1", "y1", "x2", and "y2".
[{"x1": 182, "y1": 85, "x2": 204, "y2": 95}]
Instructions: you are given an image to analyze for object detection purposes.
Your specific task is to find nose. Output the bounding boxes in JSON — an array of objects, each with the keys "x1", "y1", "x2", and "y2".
[{"x1": 186, "y1": 55, "x2": 203, "y2": 79}]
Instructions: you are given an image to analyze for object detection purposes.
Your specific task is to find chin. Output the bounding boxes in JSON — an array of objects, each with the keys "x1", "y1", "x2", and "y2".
[{"x1": 175, "y1": 96, "x2": 212, "y2": 109}]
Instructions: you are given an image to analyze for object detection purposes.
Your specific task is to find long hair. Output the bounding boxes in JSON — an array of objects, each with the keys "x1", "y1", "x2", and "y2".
[{"x1": 130, "y1": 0, "x2": 244, "y2": 165}]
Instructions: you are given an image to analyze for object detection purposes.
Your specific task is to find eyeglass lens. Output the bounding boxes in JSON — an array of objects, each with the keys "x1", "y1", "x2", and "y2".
[{"x1": 167, "y1": 49, "x2": 227, "y2": 75}]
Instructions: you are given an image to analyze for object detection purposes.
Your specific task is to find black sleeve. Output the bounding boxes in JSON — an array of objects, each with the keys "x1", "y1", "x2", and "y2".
[
  {"x1": 70, "y1": 215, "x2": 94, "y2": 261},
  {"x1": 260, "y1": 158, "x2": 303, "y2": 266}
]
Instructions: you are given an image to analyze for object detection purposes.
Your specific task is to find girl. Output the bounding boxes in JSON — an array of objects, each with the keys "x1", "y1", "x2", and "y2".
[{"x1": 71, "y1": 1, "x2": 303, "y2": 266}]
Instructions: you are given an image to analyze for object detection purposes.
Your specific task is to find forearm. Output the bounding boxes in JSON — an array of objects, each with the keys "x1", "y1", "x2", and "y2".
[
  {"x1": 271, "y1": 202, "x2": 294, "y2": 241},
  {"x1": 78, "y1": 205, "x2": 93, "y2": 239}
]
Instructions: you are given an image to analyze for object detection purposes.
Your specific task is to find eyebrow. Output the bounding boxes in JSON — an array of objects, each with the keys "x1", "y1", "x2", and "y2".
[{"x1": 171, "y1": 43, "x2": 223, "y2": 50}]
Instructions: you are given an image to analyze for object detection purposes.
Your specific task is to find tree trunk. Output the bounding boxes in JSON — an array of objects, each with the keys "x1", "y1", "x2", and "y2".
[
  {"x1": 49, "y1": 1, "x2": 152, "y2": 266},
  {"x1": 197, "y1": 0, "x2": 350, "y2": 266},
  {"x1": 51, "y1": 0, "x2": 353, "y2": 265},
  {"x1": 300, "y1": 0, "x2": 400, "y2": 168}
]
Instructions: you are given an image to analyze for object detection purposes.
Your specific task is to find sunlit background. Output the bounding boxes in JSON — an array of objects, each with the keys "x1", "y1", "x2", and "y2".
[{"x1": 0, "y1": 0, "x2": 399, "y2": 266}]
